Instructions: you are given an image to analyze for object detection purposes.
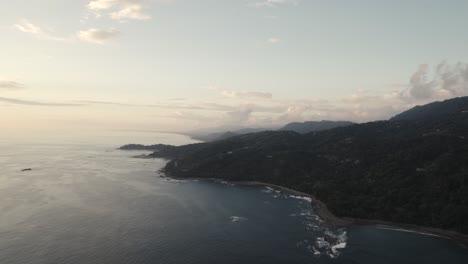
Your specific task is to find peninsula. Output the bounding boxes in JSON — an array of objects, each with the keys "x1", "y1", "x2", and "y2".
[{"x1": 121, "y1": 96, "x2": 468, "y2": 241}]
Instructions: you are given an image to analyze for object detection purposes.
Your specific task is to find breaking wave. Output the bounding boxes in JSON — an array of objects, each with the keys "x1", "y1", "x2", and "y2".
[
  {"x1": 230, "y1": 216, "x2": 248, "y2": 222},
  {"x1": 260, "y1": 185, "x2": 348, "y2": 258}
]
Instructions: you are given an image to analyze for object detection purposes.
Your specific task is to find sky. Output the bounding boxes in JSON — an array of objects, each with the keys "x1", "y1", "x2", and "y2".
[{"x1": 1, "y1": 0, "x2": 468, "y2": 136}]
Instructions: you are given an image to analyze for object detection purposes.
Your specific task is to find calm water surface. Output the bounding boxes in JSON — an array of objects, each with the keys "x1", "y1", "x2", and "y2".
[{"x1": 1, "y1": 132, "x2": 467, "y2": 264}]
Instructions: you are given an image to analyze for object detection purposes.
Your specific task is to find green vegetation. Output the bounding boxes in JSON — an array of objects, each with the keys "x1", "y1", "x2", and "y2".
[{"x1": 128, "y1": 97, "x2": 468, "y2": 234}]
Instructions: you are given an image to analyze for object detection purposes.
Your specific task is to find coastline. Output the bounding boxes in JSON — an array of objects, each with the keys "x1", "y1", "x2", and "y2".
[
  {"x1": 162, "y1": 172, "x2": 468, "y2": 247},
  {"x1": 233, "y1": 180, "x2": 468, "y2": 247},
  {"x1": 236, "y1": 181, "x2": 468, "y2": 247},
  {"x1": 343, "y1": 218, "x2": 468, "y2": 247},
  {"x1": 228, "y1": 180, "x2": 351, "y2": 227}
]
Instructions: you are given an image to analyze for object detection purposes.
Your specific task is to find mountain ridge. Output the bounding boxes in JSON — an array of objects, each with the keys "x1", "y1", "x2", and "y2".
[
  {"x1": 122, "y1": 96, "x2": 468, "y2": 235},
  {"x1": 279, "y1": 120, "x2": 355, "y2": 134}
]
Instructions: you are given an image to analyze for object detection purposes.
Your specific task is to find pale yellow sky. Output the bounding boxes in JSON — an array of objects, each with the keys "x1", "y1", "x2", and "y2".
[{"x1": 1, "y1": 0, "x2": 468, "y2": 136}]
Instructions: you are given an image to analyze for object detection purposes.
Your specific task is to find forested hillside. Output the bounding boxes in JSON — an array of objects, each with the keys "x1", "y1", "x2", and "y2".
[{"x1": 128, "y1": 97, "x2": 468, "y2": 233}]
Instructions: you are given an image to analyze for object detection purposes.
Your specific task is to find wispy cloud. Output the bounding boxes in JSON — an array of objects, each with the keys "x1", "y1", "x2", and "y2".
[
  {"x1": 267, "y1": 37, "x2": 281, "y2": 44},
  {"x1": 208, "y1": 86, "x2": 273, "y2": 100},
  {"x1": 224, "y1": 105, "x2": 254, "y2": 125},
  {"x1": 222, "y1": 90, "x2": 273, "y2": 100},
  {"x1": 76, "y1": 99, "x2": 285, "y2": 115},
  {"x1": 87, "y1": 0, "x2": 151, "y2": 20},
  {"x1": 77, "y1": 100, "x2": 231, "y2": 111},
  {"x1": 0, "y1": 97, "x2": 84, "y2": 107},
  {"x1": 4, "y1": 62, "x2": 465, "y2": 130},
  {"x1": 13, "y1": 19, "x2": 69, "y2": 42},
  {"x1": 77, "y1": 28, "x2": 121, "y2": 44},
  {"x1": 14, "y1": 19, "x2": 43, "y2": 34},
  {"x1": 153, "y1": 104, "x2": 282, "y2": 129},
  {"x1": 75, "y1": 100, "x2": 134, "y2": 106},
  {"x1": 251, "y1": 0, "x2": 300, "y2": 8},
  {"x1": 0, "y1": 81, "x2": 25, "y2": 90},
  {"x1": 14, "y1": 19, "x2": 119, "y2": 45}
]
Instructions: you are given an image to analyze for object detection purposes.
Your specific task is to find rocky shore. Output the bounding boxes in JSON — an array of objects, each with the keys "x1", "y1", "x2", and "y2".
[
  {"x1": 162, "y1": 172, "x2": 468, "y2": 247},
  {"x1": 234, "y1": 181, "x2": 468, "y2": 247}
]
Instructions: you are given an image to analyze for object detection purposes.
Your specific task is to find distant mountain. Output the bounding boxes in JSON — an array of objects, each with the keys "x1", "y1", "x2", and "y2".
[
  {"x1": 188, "y1": 128, "x2": 270, "y2": 142},
  {"x1": 120, "y1": 144, "x2": 176, "y2": 151},
  {"x1": 127, "y1": 96, "x2": 468, "y2": 234},
  {"x1": 190, "y1": 121, "x2": 355, "y2": 142},
  {"x1": 189, "y1": 131, "x2": 238, "y2": 142},
  {"x1": 391, "y1": 96, "x2": 468, "y2": 121},
  {"x1": 279, "y1": 120, "x2": 354, "y2": 134}
]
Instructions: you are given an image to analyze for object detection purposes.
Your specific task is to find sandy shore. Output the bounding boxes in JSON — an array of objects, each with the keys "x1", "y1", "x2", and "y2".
[{"x1": 343, "y1": 218, "x2": 468, "y2": 247}]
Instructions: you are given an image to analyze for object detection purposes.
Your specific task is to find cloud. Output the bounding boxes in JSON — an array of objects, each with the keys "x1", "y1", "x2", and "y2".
[
  {"x1": 5, "y1": 61, "x2": 463, "y2": 131},
  {"x1": 88, "y1": 0, "x2": 120, "y2": 10},
  {"x1": 251, "y1": 0, "x2": 300, "y2": 8},
  {"x1": 110, "y1": 4, "x2": 151, "y2": 20},
  {"x1": 407, "y1": 64, "x2": 437, "y2": 99},
  {"x1": 222, "y1": 90, "x2": 273, "y2": 100},
  {"x1": 14, "y1": 19, "x2": 119, "y2": 45},
  {"x1": 75, "y1": 100, "x2": 134, "y2": 106},
  {"x1": 224, "y1": 106, "x2": 254, "y2": 125},
  {"x1": 77, "y1": 99, "x2": 281, "y2": 113},
  {"x1": 267, "y1": 37, "x2": 281, "y2": 44},
  {"x1": 154, "y1": 111, "x2": 215, "y2": 122},
  {"x1": 435, "y1": 62, "x2": 468, "y2": 96},
  {"x1": 14, "y1": 19, "x2": 43, "y2": 34},
  {"x1": 208, "y1": 86, "x2": 273, "y2": 100},
  {"x1": 87, "y1": 0, "x2": 151, "y2": 20},
  {"x1": 0, "y1": 81, "x2": 25, "y2": 90},
  {"x1": 76, "y1": 100, "x2": 231, "y2": 111},
  {"x1": 336, "y1": 62, "x2": 468, "y2": 122},
  {"x1": 404, "y1": 62, "x2": 468, "y2": 100},
  {"x1": 77, "y1": 28, "x2": 120, "y2": 44},
  {"x1": 0, "y1": 97, "x2": 84, "y2": 106},
  {"x1": 14, "y1": 19, "x2": 69, "y2": 42}
]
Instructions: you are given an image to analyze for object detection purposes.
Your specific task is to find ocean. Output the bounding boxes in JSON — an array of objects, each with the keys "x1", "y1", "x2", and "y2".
[{"x1": 1, "y1": 131, "x2": 467, "y2": 264}]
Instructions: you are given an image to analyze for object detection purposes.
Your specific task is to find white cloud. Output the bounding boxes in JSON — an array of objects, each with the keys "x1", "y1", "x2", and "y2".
[
  {"x1": 251, "y1": 0, "x2": 300, "y2": 8},
  {"x1": 407, "y1": 64, "x2": 437, "y2": 99},
  {"x1": 0, "y1": 96, "x2": 84, "y2": 107},
  {"x1": 88, "y1": 0, "x2": 120, "y2": 10},
  {"x1": 110, "y1": 4, "x2": 151, "y2": 20},
  {"x1": 223, "y1": 105, "x2": 255, "y2": 125},
  {"x1": 14, "y1": 19, "x2": 120, "y2": 45},
  {"x1": 87, "y1": 0, "x2": 151, "y2": 20},
  {"x1": 14, "y1": 19, "x2": 43, "y2": 34},
  {"x1": 222, "y1": 90, "x2": 273, "y2": 100},
  {"x1": 267, "y1": 37, "x2": 281, "y2": 44},
  {"x1": 403, "y1": 62, "x2": 468, "y2": 101},
  {"x1": 13, "y1": 19, "x2": 69, "y2": 42},
  {"x1": 274, "y1": 63, "x2": 468, "y2": 124},
  {"x1": 77, "y1": 28, "x2": 121, "y2": 44},
  {"x1": 0, "y1": 81, "x2": 24, "y2": 90},
  {"x1": 73, "y1": 62, "x2": 468, "y2": 129},
  {"x1": 333, "y1": 62, "x2": 468, "y2": 122}
]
